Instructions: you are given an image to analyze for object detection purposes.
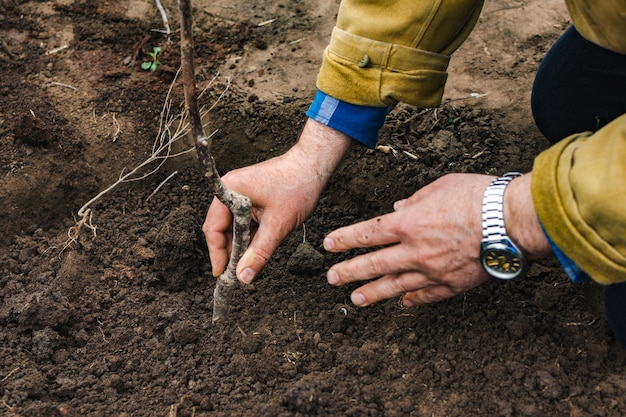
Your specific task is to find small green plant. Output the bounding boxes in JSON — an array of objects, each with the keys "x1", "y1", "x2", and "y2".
[{"x1": 141, "y1": 46, "x2": 161, "y2": 72}]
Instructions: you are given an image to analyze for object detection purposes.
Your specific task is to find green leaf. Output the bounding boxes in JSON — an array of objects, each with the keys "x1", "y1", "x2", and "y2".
[
  {"x1": 153, "y1": 46, "x2": 161, "y2": 55},
  {"x1": 141, "y1": 62, "x2": 152, "y2": 70}
]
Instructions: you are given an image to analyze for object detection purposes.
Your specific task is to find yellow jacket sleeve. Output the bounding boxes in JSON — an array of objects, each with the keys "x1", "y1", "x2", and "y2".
[
  {"x1": 531, "y1": 113, "x2": 626, "y2": 284},
  {"x1": 316, "y1": 0, "x2": 484, "y2": 108},
  {"x1": 565, "y1": 0, "x2": 626, "y2": 54}
]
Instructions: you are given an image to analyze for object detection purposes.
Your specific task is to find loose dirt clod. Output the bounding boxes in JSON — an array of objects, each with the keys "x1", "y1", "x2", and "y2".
[{"x1": 287, "y1": 241, "x2": 325, "y2": 275}]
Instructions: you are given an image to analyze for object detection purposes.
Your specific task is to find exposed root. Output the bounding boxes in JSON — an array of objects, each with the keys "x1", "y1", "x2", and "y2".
[
  {"x1": 60, "y1": 208, "x2": 97, "y2": 255},
  {"x1": 62, "y1": 68, "x2": 227, "y2": 252}
]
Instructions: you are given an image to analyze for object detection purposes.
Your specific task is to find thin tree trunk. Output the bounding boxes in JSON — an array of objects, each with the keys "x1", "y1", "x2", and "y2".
[{"x1": 178, "y1": 0, "x2": 252, "y2": 323}]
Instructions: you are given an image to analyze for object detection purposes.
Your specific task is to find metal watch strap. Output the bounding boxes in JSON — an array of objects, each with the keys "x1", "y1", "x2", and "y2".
[{"x1": 481, "y1": 172, "x2": 522, "y2": 243}]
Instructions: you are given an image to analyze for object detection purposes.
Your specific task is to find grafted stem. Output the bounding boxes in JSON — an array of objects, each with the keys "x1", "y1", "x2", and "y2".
[{"x1": 178, "y1": 0, "x2": 251, "y2": 323}]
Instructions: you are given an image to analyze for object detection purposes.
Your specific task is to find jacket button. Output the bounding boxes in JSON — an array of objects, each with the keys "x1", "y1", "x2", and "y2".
[{"x1": 357, "y1": 54, "x2": 370, "y2": 68}]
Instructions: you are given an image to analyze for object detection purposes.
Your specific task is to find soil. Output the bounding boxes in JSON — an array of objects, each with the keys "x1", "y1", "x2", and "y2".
[{"x1": 1, "y1": 1, "x2": 625, "y2": 416}]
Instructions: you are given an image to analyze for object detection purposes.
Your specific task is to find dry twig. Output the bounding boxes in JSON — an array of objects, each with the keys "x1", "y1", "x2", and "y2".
[
  {"x1": 155, "y1": 0, "x2": 172, "y2": 34},
  {"x1": 178, "y1": 0, "x2": 251, "y2": 323}
]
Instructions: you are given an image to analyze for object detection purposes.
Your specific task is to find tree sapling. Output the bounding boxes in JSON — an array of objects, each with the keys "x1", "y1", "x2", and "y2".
[{"x1": 178, "y1": 0, "x2": 252, "y2": 323}]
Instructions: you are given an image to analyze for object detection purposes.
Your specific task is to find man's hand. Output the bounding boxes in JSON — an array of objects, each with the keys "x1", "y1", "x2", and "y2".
[
  {"x1": 323, "y1": 173, "x2": 551, "y2": 307},
  {"x1": 203, "y1": 119, "x2": 354, "y2": 284}
]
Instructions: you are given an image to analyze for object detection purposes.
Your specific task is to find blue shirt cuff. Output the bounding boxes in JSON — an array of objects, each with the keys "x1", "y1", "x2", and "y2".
[
  {"x1": 306, "y1": 90, "x2": 391, "y2": 148},
  {"x1": 542, "y1": 226, "x2": 590, "y2": 283}
]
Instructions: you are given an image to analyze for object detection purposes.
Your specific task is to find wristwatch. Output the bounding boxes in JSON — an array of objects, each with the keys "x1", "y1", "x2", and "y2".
[{"x1": 480, "y1": 172, "x2": 528, "y2": 280}]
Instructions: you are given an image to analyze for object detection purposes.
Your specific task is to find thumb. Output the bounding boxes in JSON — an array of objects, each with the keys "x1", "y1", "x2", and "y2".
[{"x1": 235, "y1": 220, "x2": 285, "y2": 284}]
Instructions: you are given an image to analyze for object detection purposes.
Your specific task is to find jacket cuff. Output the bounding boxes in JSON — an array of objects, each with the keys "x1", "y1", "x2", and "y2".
[
  {"x1": 542, "y1": 225, "x2": 590, "y2": 283},
  {"x1": 316, "y1": 27, "x2": 450, "y2": 108},
  {"x1": 306, "y1": 90, "x2": 389, "y2": 148}
]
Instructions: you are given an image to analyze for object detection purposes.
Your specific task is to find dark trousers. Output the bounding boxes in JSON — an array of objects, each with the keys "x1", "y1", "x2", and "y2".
[{"x1": 531, "y1": 26, "x2": 626, "y2": 347}]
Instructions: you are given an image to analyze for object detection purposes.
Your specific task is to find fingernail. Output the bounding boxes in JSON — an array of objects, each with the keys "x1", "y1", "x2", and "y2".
[
  {"x1": 240, "y1": 267, "x2": 256, "y2": 284},
  {"x1": 403, "y1": 297, "x2": 415, "y2": 307},
  {"x1": 327, "y1": 269, "x2": 339, "y2": 285},
  {"x1": 323, "y1": 237, "x2": 335, "y2": 251},
  {"x1": 351, "y1": 292, "x2": 366, "y2": 306},
  {"x1": 393, "y1": 199, "x2": 406, "y2": 211}
]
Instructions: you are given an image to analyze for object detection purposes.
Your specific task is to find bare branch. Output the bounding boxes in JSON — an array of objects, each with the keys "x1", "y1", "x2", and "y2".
[{"x1": 155, "y1": 0, "x2": 171, "y2": 34}]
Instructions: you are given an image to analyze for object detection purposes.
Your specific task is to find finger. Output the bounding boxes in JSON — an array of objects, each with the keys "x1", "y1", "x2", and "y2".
[
  {"x1": 402, "y1": 285, "x2": 458, "y2": 307},
  {"x1": 327, "y1": 244, "x2": 415, "y2": 285},
  {"x1": 203, "y1": 197, "x2": 233, "y2": 277},
  {"x1": 324, "y1": 211, "x2": 402, "y2": 252},
  {"x1": 348, "y1": 271, "x2": 430, "y2": 307},
  {"x1": 236, "y1": 215, "x2": 289, "y2": 284}
]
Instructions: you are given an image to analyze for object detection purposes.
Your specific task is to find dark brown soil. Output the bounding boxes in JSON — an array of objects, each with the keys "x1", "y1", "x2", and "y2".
[{"x1": 1, "y1": 1, "x2": 625, "y2": 416}]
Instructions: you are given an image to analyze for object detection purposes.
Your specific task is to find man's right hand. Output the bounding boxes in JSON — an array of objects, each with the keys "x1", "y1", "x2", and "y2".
[{"x1": 203, "y1": 118, "x2": 354, "y2": 284}]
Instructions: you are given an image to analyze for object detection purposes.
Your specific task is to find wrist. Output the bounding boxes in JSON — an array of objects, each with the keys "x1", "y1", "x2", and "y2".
[
  {"x1": 503, "y1": 173, "x2": 552, "y2": 260},
  {"x1": 289, "y1": 118, "x2": 355, "y2": 185}
]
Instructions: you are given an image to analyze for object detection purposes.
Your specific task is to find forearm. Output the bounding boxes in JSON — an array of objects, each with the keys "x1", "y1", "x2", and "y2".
[{"x1": 289, "y1": 118, "x2": 355, "y2": 189}]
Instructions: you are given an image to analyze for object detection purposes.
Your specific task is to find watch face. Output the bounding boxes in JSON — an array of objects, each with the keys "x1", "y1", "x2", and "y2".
[{"x1": 481, "y1": 243, "x2": 526, "y2": 280}]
